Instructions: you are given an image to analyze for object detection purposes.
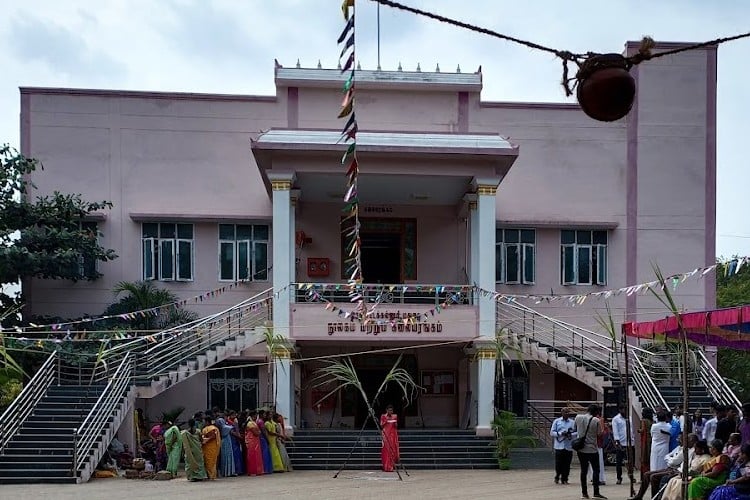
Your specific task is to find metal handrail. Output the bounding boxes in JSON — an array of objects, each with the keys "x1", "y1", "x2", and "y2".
[
  {"x1": 295, "y1": 282, "x2": 474, "y2": 305},
  {"x1": 0, "y1": 351, "x2": 58, "y2": 453},
  {"x1": 137, "y1": 288, "x2": 272, "y2": 380},
  {"x1": 496, "y1": 300, "x2": 619, "y2": 378},
  {"x1": 695, "y1": 349, "x2": 742, "y2": 410},
  {"x1": 629, "y1": 351, "x2": 669, "y2": 411},
  {"x1": 72, "y1": 352, "x2": 134, "y2": 473}
]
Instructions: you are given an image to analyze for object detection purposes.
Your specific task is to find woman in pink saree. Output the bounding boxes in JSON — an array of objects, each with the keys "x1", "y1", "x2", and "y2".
[
  {"x1": 380, "y1": 405, "x2": 400, "y2": 472},
  {"x1": 244, "y1": 410, "x2": 264, "y2": 476}
]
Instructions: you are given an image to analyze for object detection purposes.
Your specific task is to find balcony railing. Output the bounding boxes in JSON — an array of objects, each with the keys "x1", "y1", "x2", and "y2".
[{"x1": 294, "y1": 283, "x2": 475, "y2": 306}]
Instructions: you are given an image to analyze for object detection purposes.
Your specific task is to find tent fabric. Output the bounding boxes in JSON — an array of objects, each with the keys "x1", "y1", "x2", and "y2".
[{"x1": 623, "y1": 305, "x2": 750, "y2": 349}]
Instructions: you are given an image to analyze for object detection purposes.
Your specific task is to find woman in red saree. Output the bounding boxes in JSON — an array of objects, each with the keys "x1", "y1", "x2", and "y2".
[
  {"x1": 380, "y1": 405, "x2": 400, "y2": 472},
  {"x1": 244, "y1": 410, "x2": 264, "y2": 476}
]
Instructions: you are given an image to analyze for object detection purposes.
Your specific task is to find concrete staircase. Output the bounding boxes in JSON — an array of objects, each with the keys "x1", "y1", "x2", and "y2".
[
  {"x1": 134, "y1": 327, "x2": 263, "y2": 399},
  {"x1": 287, "y1": 429, "x2": 497, "y2": 470},
  {"x1": 0, "y1": 385, "x2": 107, "y2": 484}
]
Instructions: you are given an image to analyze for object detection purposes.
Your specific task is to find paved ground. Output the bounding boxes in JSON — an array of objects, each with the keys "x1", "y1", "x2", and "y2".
[{"x1": 3, "y1": 469, "x2": 637, "y2": 499}]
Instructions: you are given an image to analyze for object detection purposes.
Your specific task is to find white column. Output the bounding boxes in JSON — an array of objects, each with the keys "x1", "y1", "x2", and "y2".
[
  {"x1": 465, "y1": 194, "x2": 479, "y2": 294},
  {"x1": 471, "y1": 177, "x2": 500, "y2": 436},
  {"x1": 270, "y1": 175, "x2": 294, "y2": 337},
  {"x1": 475, "y1": 345, "x2": 497, "y2": 436},
  {"x1": 275, "y1": 355, "x2": 294, "y2": 434},
  {"x1": 270, "y1": 174, "x2": 295, "y2": 431}
]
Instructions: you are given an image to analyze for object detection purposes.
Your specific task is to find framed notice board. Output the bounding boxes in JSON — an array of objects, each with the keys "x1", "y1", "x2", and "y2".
[{"x1": 421, "y1": 370, "x2": 456, "y2": 396}]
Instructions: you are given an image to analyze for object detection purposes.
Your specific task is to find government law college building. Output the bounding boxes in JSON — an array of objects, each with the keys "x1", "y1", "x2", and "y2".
[{"x1": 20, "y1": 41, "x2": 717, "y2": 439}]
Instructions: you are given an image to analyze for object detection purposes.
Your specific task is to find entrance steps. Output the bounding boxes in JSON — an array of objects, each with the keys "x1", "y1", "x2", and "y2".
[{"x1": 287, "y1": 428, "x2": 497, "y2": 470}]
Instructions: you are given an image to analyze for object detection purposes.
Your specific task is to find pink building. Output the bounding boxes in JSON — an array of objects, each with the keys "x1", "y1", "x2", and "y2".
[{"x1": 19, "y1": 42, "x2": 717, "y2": 436}]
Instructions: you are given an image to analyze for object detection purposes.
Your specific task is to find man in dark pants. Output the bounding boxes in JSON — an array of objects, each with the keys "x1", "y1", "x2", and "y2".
[
  {"x1": 550, "y1": 407, "x2": 577, "y2": 484},
  {"x1": 575, "y1": 404, "x2": 607, "y2": 499},
  {"x1": 612, "y1": 405, "x2": 635, "y2": 485}
]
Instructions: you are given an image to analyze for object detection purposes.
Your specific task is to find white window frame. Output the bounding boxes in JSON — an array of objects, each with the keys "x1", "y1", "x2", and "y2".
[
  {"x1": 495, "y1": 228, "x2": 535, "y2": 285},
  {"x1": 141, "y1": 223, "x2": 194, "y2": 282},
  {"x1": 218, "y1": 224, "x2": 269, "y2": 282},
  {"x1": 560, "y1": 230, "x2": 607, "y2": 286}
]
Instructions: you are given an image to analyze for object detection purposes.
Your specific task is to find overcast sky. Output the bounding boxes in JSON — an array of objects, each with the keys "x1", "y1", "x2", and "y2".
[{"x1": 1, "y1": 0, "x2": 748, "y2": 260}]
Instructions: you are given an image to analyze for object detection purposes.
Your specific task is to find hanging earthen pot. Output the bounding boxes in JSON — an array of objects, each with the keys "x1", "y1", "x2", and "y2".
[{"x1": 576, "y1": 53, "x2": 636, "y2": 122}]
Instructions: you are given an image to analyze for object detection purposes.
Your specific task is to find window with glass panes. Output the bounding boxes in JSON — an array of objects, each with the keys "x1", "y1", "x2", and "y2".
[
  {"x1": 560, "y1": 229, "x2": 607, "y2": 285},
  {"x1": 218, "y1": 224, "x2": 269, "y2": 281},
  {"x1": 495, "y1": 229, "x2": 535, "y2": 284},
  {"x1": 142, "y1": 223, "x2": 194, "y2": 281}
]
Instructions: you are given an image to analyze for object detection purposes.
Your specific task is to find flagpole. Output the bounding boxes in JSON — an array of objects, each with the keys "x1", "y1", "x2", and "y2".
[{"x1": 377, "y1": 3, "x2": 381, "y2": 70}]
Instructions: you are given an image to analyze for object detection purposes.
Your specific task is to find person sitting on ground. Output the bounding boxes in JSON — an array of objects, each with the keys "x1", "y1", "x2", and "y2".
[{"x1": 726, "y1": 434, "x2": 743, "y2": 464}]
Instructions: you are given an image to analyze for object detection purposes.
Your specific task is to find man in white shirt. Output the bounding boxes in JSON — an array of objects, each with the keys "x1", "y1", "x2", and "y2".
[
  {"x1": 550, "y1": 407, "x2": 577, "y2": 484},
  {"x1": 703, "y1": 407, "x2": 718, "y2": 443},
  {"x1": 612, "y1": 405, "x2": 635, "y2": 485}
]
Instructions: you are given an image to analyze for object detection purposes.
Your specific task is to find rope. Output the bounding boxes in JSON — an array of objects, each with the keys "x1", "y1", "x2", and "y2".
[{"x1": 370, "y1": 0, "x2": 750, "y2": 95}]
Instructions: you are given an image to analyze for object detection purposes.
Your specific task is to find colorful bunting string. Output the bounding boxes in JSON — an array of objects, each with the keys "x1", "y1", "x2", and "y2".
[
  {"x1": 1, "y1": 274, "x2": 272, "y2": 333},
  {"x1": 338, "y1": 0, "x2": 365, "y2": 321}
]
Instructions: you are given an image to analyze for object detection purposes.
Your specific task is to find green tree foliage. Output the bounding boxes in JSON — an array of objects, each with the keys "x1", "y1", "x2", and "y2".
[
  {"x1": 716, "y1": 261, "x2": 750, "y2": 402},
  {"x1": 101, "y1": 281, "x2": 199, "y2": 332},
  {"x1": 0, "y1": 146, "x2": 118, "y2": 319}
]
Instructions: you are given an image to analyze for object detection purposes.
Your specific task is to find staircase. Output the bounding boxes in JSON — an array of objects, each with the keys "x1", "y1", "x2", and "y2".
[
  {"x1": 0, "y1": 289, "x2": 272, "y2": 484},
  {"x1": 287, "y1": 429, "x2": 497, "y2": 470},
  {"x1": 0, "y1": 385, "x2": 106, "y2": 484}
]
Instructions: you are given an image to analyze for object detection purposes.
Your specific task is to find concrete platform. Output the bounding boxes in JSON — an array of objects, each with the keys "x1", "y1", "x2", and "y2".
[{"x1": 0, "y1": 468, "x2": 639, "y2": 499}]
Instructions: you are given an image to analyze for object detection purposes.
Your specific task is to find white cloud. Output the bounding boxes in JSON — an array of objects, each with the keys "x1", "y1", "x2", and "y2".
[{"x1": 0, "y1": 0, "x2": 747, "y2": 258}]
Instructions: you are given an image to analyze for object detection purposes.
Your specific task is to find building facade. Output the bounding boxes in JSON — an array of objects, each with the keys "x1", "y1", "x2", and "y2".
[{"x1": 20, "y1": 41, "x2": 716, "y2": 435}]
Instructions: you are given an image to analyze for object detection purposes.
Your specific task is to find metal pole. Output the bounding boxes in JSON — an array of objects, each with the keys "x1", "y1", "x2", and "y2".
[
  {"x1": 377, "y1": 3, "x2": 381, "y2": 70},
  {"x1": 621, "y1": 324, "x2": 636, "y2": 498}
]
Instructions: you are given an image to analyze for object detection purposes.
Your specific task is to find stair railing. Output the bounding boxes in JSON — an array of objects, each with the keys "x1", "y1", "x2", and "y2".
[
  {"x1": 72, "y1": 351, "x2": 134, "y2": 475},
  {"x1": 496, "y1": 300, "x2": 619, "y2": 379},
  {"x1": 0, "y1": 350, "x2": 58, "y2": 453},
  {"x1": 695, "y1": 349, "x2": 742, "y2": 410},
  {"x1": 628, "y1": 350, "x2": 669, "y2": 411},
  {"x1": 137, "y1": 288, "x2": 272, "y2": 380}
]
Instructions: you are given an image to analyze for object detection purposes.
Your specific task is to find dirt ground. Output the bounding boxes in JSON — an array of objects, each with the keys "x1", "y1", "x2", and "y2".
[{"x1": 3, "y1": 469, "x2": 636, "y2": 499}]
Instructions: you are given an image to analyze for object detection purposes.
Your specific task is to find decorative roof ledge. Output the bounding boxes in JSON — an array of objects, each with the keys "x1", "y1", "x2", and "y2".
[
  {"x1": 252, "y1": 129, "x2": 517, "y2": 157},
  {"x1": 275, "y1": 67, "x2": 482, "y2": 92}
]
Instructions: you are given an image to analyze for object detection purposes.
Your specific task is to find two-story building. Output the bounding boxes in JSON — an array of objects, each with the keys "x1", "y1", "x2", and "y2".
[{"x1": 19, "y1": 41, "x2": 716, "y2": 435}]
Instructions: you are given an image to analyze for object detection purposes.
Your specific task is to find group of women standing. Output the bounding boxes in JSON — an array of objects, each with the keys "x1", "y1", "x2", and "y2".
[{"x1": 147, "y1": 408, "x2": 293, "y2": 481}]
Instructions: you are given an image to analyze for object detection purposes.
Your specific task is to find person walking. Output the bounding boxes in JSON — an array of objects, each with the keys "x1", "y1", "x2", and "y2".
[
  {"x1": 576, "y1": 403, "x2": 607, "y2": 499},
  {"x1": 550, "y1": 407, "x2": 577, "y2": 484},
  {"x1": 612, "y1": 405, "x2": 635, "y2": 485}
]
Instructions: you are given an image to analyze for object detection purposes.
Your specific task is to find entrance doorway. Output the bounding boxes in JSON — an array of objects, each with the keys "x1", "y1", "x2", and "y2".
[
  {"x1": 361, "y1": 233, "x2": 401, "y2": 284},
  {"x1": 355, "y1": 369, "x2": 408, "y2": 428}
]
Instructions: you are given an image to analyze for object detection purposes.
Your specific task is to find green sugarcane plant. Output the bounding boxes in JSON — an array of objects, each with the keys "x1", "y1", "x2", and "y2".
[
  {"x1": 492, "y1": 325, "x2": 528, "y2": 413},
  {"x1": 648, "y1": 263, "x2": 691, "y2": 500}
]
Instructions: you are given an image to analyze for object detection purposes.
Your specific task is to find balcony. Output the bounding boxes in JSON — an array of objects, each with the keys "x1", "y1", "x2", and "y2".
[{"x1": 290, "y1": 283, "x2": 478, "y2": 341}]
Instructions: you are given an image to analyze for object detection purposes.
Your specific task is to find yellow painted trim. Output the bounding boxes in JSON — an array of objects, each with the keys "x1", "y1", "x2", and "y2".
[
  {"x1": 271, "y1": 180, "x2": 292, "y2": 191},
  {"x1": 476, "y1": 185, "x2": 497, "y2": 196},
  {"x1": 475, "y1": 348, "x2": 497, "y2": 360}
]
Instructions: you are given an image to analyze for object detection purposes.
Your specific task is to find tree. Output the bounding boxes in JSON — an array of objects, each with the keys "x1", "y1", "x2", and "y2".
[
  {"x1": 715, "y1": 260, "x2": 750, "y2": 402},
  {"x1": 0, "y1": 146, "x2": 118, "y2": 320},
  {"x1": 101, "y1": 281, "x2": 199, "y2": 332}
]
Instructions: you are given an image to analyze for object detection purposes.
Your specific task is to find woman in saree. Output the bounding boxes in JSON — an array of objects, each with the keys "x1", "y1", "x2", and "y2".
[
  {"x1": 662, "y1": 439, "x2": 712, "y2": 500},
  {"x1": 687, "y1": 440, "x2": 733, "y2": 499},
  {"x1": 227, "y1": 411, "x2": 245, "y2": 475},
  {"x1": 201, "y1": 415, "x2": 221, "y2": 480},
  {"x1": 181, "y1": 419, "x2": 207, "y2": 481},
  {"x1": 257, "y1": 410, "x2": 273, "y2": 474},
  {"x1": 244, "y1": 410, "x2": 264, "y2": 476},
  {"x1": 709, "y1": 444, "x2": 750, "y2": 500},
  {"x1": 380, "y1": 405, "x2": 400, "y2": 472},
  {"x1": 215, "y1": 413, "x2": 237, "y2": 477},
  {"x1": 640, "y1": 408, "x2": 655, "y2": 480},
  {"x1": 275, "y1": 413, "x2": 293, "y2": 472},
  {"x1": 163, "y1": 421, "x2": 182, "y2": 477},
  {"x1": 264, "y1": 410, "x2": 285, "y2": 472},
  {"x1": 149, "y1": 420, "x2": 168, "y2": 471}
]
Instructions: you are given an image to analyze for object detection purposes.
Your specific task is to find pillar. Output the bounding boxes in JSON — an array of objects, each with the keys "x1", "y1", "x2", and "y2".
[
  {"x1": 470, "y1": 177, "x2": 500, "y2": 436},
  {"x1": 274, "y1": 347, "x2": 295, "y2": 434},
  {"x1": 270, "y1": 173, "x2": 295, "y2": 431},
  {"x1": 270, "y1": 173, "x2": 295, "y2": 337},
  {"x1": 474, "y1": 344, "x2": 497, "y2": 436}
]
